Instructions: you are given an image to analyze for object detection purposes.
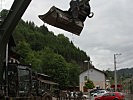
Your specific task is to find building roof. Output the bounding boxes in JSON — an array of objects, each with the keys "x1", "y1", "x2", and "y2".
[
  {"x1": 92, "y1": 67, "x2": 106, "y2": 75},
  {"x1": 80, "y1": 66, "x2": 107, "y2": 76}
]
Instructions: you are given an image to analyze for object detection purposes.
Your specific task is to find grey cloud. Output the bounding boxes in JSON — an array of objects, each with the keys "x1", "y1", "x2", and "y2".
[{"x1": 4, "y1": 0, "x2": 133, "y2": 70}]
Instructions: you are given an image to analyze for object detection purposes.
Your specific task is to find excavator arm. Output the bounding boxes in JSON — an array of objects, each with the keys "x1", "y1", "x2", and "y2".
[{"x1": 0, "y1": 0, "x2": 32, "y2": 81}]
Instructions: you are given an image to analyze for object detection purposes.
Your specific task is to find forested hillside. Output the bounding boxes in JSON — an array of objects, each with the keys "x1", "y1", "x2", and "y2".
[
  {"x1": 117, "y1": 68, "x2": 133, "y2": 79},
  {"x1": 105, "y1": 67, "x2": 133, "y2": 84},
  {"x1": 12, "y1": 18, "x2": 90, "y2": 89}
]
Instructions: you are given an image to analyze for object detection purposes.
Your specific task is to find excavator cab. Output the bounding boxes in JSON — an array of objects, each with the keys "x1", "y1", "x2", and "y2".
[{"x1": 39, "y1": 1, "x2": 93, "y2": 35}]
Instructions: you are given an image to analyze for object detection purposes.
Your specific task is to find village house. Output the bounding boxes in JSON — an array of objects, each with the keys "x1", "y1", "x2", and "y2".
[{"x1": 79, "y1": 66, "x2": 106, "y2": 92}]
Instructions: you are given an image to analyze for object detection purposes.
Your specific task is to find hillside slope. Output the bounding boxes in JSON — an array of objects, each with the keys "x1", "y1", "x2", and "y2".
[{"x1": 12, "y1": 19, "x2": 90, "y2": 89}]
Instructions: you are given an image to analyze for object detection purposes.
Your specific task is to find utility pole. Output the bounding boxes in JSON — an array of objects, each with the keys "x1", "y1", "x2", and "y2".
[
  {"x1": 114, "y1": 53, "x2": 121, "y2": 92},
  {"x1": 5, "y1": 44, "x2": 8, "y2": 96}
]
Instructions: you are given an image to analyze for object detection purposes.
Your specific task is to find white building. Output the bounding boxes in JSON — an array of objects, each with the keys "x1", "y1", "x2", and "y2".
[{"x1": 79, "y1": 67, "x2": 106, "y2": 92}]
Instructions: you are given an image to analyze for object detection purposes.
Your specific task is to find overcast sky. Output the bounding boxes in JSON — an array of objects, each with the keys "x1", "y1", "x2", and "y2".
[{"x1": 1, "y1": 0, "x2": 133, "y2": 71}]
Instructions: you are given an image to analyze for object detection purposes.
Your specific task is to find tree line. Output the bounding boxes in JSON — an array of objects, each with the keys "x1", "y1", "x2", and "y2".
[{"x1": 10, "y1": 17, "x2": 90, "y2": 89}]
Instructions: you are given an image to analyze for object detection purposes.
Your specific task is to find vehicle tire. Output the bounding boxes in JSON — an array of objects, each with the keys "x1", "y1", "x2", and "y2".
[
  {"x1": 95, "y1": 99, "x2": 100, "y2": 100},
  {"x1": 83, "y1": 97, "x2": 86, "y2": 100},
  {"x1": 113, "y1": 98, "x2": 118, "y2": 100},
  {"x1": 94, "y1": 95, "x2": 97, "y2": 97}
]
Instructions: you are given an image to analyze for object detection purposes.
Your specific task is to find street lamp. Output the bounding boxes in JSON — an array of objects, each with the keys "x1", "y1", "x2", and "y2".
[
  {"x1": 84, "y1": 60, "x2": 92, "y2": 80},
  {"x1": 114, "y1": 53, "x2": 121, "y2": 92}
]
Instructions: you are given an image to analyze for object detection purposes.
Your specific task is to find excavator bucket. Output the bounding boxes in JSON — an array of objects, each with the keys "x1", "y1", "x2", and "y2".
[{"x1": 39, "y1": 6, "x2": 84, "y2": 35}]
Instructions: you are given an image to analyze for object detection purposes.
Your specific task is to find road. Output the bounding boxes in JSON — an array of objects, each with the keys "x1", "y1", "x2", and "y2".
[{"x1": 125, "y1": 94, "x2": 133, "y2": 100}]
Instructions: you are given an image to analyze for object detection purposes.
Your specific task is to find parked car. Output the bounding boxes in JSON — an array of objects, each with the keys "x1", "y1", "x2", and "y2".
[
  {"x1": 83, "y1": 94, "x2": 89, "y2": 99},
  {"x1": 95, "y1": 92, "x2": 125, "y2": 100},
  {"x1": 70, "y1": 91, "x2": 78, "y2": 98},
  {"x1": 90, "y1": 89, "x2": 105, "y2": 96},
  {"x1": 93, "y1": 89, "x2": 108, "y2": 97}
]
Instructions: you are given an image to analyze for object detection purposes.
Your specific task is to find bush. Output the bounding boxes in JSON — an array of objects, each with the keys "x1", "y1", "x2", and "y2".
[{"x1": 84, "y1": 79, "x2": 95, "y2": 89}]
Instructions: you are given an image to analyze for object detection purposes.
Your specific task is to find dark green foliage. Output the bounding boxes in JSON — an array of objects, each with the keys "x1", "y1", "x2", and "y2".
[
  {"x1": 15, "y1": 41, "x2": 32, "y2": 61},
  {"x1": 0, "y1": 9, "x2": 9, "y2": 19},
  {"x1": 12, "y1": 19, "x2": 90, "y2": 89},
  {"x1": 40, "y1": 48, "x2": 69, "y2": 89},
  {"x1": 67, "y1": 61, "x2": 80, "y2": 87},
  {"x1": 84, "y1": 79, "x2": 95, "y2": 89},
  {"x1": 117, "y1": 68, "x2": 133, "y2": 78},
  {"x1": 105, "y1": 67, "x2": 133, "y2": 85}
]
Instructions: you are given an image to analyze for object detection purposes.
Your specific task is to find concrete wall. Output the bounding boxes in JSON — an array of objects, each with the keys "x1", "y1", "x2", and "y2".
[{"x1": 79, "y1": 68, "x2": 106, "y2": 92}]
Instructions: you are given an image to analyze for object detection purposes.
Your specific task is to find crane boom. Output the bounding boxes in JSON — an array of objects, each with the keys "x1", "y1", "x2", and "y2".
[{"x1": 0, "y1": 0, "x2": 32, "y2": 81}]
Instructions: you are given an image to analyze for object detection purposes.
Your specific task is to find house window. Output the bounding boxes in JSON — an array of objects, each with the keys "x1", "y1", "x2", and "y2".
[{"x1": 84, "y1": 76, "x2": 87, "y2": 81}]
